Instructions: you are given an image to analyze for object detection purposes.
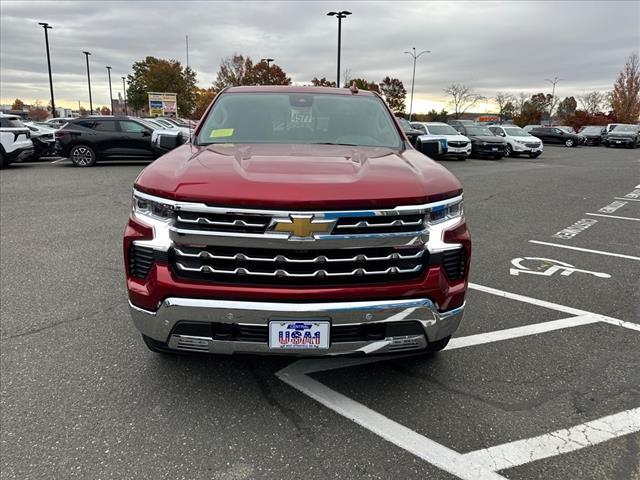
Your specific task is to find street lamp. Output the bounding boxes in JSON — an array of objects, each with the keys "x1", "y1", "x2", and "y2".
[
  {"x1": 404, "y1": 47, "x2": 431, "y2": 121},
  {"x1": 38, "y1": 22, "x2": 56, "y2": 118},
  {"x1": 122, "y1": 77, "x2": 128, "y2": 116},
  {"x1": 327, "y1": 10, "x2": 351, "y2": 87},
  {"x1": 106, "y1": 66, "x2": 114, "y2": 115},
  {"x1": 545, "y1": 76, "x2": 563, "y2": 125},
  {"x1": 260, "y1": 58, "x2": 274, "y2": 85},
  {"x1": 82, "y1": 51, "x2": 93, "y2": 114}
]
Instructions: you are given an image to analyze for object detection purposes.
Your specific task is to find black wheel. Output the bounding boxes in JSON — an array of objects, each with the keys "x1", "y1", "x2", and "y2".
[
  {"x1": 142, "y1": 334, "x2": 175, "y2": 354},
  {"x1": 0, "y1": 150, "x2": 6, "y2": 168},
  {"x1": 504, "y1": 144, "x2": 513, "y2": 157},
  {"x1": 426, "y1": 336, "x2": 451, "y2": 353},
  {"x1": 564, "y1": 138, "x2": 575, "y2": 147},
  {"x1": 70, "y1": 144, "x2": 97, "y2": 167}
]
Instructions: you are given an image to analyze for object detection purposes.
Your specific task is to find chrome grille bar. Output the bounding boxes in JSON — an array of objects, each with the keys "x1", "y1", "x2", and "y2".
[
  {"x1": 176, "y1": 215, "x2": 268, "y2": 228},
  {"x1": 174, "y1": 248, "x2": 424, "y2": 263},
  {"x1": 335, "y1": 219, "x2": 424, "y2": 229}
]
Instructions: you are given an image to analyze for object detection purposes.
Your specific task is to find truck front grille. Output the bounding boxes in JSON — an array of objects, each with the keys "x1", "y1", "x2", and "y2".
[
  {"x1": 171, "y1": 245, "x2": 426, "y2": 285},
  {"x1": 175, "y1": 211, "x2": 270, "y2": 233},
  {"x1": 333, "y1": 214, "x2": 424, "y2": 234},
  {"x1": 448, "y1": 141, "x2": 468, "y2": 148}
]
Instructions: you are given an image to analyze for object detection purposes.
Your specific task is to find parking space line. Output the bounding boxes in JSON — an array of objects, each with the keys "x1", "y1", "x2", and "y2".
[
  {"x1": 528, "y1": 240, "x2": 640, "y2": 261},
  {"x1": 447, "y1": 315, "x2": 600, "y2": 350},
  {"x1": 586, "y1": 212, "x2": 640, "y2": 221},
  {"x1": 615, "y1": 197, "x2": 640, "y2": 202},
  {"x1": 278, "y1": 359, "x2": 509, "y2": 480},
  {"x1": 462, "y1": 407, "x2": 640, "y2": 472}
]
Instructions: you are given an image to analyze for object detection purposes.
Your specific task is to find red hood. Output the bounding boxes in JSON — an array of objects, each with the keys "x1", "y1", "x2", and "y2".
[{"x1": 135, "y1": 144, "x2": 462, "y2": 209}]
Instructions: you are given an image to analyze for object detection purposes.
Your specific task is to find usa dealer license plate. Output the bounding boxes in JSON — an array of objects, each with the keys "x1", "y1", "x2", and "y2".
[{"x1": 268, "y1": 320, "x2": 330, "y2": 350}]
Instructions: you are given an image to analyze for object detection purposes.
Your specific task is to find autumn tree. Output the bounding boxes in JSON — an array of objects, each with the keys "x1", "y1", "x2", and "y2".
[
  {"x1": 213, "y1": 54, "x2": 291, "y2": 89},
  {"x1": 444, "y1": 84, "x2": 483, "y2": 119},
  {"x1": 494, "y1": 92, "x2": 515, "y2": 122},
  {"x1": 426, "y1": 109, "x2": 449, "y2": 122},
  {"x1": 79, "y1": 106, "x2": 88, "y2": 117},
  {"x1": 11, "y1": 98, "x2": 25, "y2": 110},
  {"x1": 252, "y1": 60, "x2": 291, "y2": 85},
  {"x1": 126, "y1": 56, "x2": 197, "y2": 116},
  {"x1": 379, "y1": 77, "x2": 406, "y2": 113},
  {"x1": 28, "y1": 100, "x2": 49, "y2": 121},
  {"x1": 556, "y1": 96, "x2": 577, "y2": 121},
  {"x1": 611, "y1": 53, "x2": 640, "y2": 123},
  {"x1": 311, "y1": 77, "x2": 336, "y2": 87},
  {"x1": 577, "y1": 91, "x2": 604, "y2": 114},
  {"x1": 193, "y1": 87, "x2": 218, "y2": 120},
  {"x1": 346, "y1": 78, "x2": 379, "y2": 92},
  {"x1": 100, "y1": 106, "x2": 111, "y2": 115}
]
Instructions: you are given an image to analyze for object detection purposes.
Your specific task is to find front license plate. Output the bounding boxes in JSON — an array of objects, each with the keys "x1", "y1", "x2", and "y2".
[
  {"x1": 616, "y1": 141, "x2": 622, "y2": 144},
  {"x1": 492, "y1": 147, "x2": 498, "y2": 151},
  {"x1": 269, "y1": 320, "x2": 330, "y2": 350}
]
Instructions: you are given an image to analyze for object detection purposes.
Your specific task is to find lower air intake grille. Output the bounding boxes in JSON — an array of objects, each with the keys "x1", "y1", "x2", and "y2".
[
  {"x1": 442, "y1": 248, "x2": 466, "y2": 280},
  {"x1": 128, "y1": 244, "x2": 155, "y2": 278}
]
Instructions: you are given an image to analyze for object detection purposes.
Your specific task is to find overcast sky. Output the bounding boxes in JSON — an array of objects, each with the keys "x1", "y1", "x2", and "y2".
[{"x1": 1, "y1": 0, "x2": 638, "y2": 112}]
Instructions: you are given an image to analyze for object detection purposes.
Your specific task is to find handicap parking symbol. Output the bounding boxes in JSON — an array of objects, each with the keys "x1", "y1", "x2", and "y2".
[{"x1": 509, "y1": 257, "x2": 611, "y2": 278}]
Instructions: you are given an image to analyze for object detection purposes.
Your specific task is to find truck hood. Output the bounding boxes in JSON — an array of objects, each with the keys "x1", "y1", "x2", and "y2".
[{"x1": 135, "y1": 143, "x2": 462, "y2": 209}]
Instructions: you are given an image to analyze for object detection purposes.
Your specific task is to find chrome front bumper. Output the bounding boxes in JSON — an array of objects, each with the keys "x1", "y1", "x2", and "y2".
[{"x1": 129, "y1": 298, "x2": 464, "y2": 356}]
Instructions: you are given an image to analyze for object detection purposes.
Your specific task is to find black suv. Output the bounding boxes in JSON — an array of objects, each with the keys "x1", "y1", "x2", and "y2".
[
  {"x1": 452, "y1": 125, "x2": 507, "y2": 159},
  {"x1": 529, "y1": 127, "x2": 581, "y2": 147},
  {"x1": 54, "y1": 116, "x2": 160, "y2": 167}
]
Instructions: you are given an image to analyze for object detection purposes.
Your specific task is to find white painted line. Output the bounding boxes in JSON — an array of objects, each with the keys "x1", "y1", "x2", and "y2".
[
  {"x1": 50, "y1": 158, "x2": 67, "y2": 164},
  {"x1": 615, "y1": 197, "x2": 640, "y2": 202},
  {"x1": 463, "y1": 407, "x2": 640, "y2": 472},
  {"x1": 278, "y1": 361, "x2": 509, "y2": 480},
  {"x1": 586, "y1": 212, "x2": 640, "y2": 221},
  {"x1": 447, "y1": 315, "x2": 600, "y2": 350},
  {"x1": 528, "y1": 240, "x2": 640, "y2": 261},
  {"x1": 469, "y1": 283, "x2": 640, "y2": 332}
]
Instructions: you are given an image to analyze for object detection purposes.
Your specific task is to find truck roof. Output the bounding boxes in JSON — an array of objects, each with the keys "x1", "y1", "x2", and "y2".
[{"x1": 224, "y1": 85, "x2": 378, "y2": 96}]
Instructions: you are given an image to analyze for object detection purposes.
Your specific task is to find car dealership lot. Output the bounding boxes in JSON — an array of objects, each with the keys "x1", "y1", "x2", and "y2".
[{"x1": 1, "y1": 146, "x2": 638, "y2": 479}]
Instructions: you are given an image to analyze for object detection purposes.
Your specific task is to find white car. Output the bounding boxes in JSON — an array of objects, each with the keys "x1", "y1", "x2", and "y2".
[
  {"x1": 411, "y1": 122, "x2": 472, "y2": 160},
  {"x1": 0, "y1": 113, "x2": 34, "y2": 167},
  {"x1": 488, "y1": 125, "x2": 543, "y2": 158}
]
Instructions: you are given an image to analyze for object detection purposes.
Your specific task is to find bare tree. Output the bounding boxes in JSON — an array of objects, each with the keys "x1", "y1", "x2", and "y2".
[
  {"x1": 495, "y1": 92, "x2": 515, "y2": 121},
  {"x1": 443, "y1": 84, "x2": 483, "y2": 119},
  {"x1": 515, "y1": 92, "x2": 528, "y2": 117},
  {"x1": 577, "y1": 91, "x2": 604, "y2": 114}
]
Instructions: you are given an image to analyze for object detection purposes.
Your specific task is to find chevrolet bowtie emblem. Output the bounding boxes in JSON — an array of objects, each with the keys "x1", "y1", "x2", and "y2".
[{"x1": 272, "y1": 214, "x2": 335, "y2": 238}]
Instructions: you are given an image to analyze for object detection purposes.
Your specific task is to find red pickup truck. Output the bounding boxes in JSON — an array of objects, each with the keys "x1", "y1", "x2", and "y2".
[{"x1": 124, "y1": 86, "x2": 470, "y2": 356}]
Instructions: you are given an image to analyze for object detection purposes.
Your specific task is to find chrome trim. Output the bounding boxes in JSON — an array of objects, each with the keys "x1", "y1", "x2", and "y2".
[
  {"x1": 129, "y1": 297, "x2": 465, "y2": 356},
  {"x1": 335, "y1": 218, "x2": 424, "y2": 229},
  {"x1": 176, "y1": 215, "x2": 268, "y2": 228},
  {"x1": 174, "y1": 262, "x2": 423, "y2": 277},
  {"x1": 173, "y1": 247, "x2": 424, "y2": 263}
]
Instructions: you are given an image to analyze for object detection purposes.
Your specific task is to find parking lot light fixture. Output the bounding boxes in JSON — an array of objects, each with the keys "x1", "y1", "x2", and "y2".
[
  {"x1": 122, "y1": 77, "x2": 128, "y2": 116},
  {"x1": 106, "y1": 66, "x2": 114, "y2": 114},
  {"x1": 327, "y1": 11, "x2": 351, "y2": 87},
  {"x1": 38, "y1": 22, "x2": 56, "y2": 118},
  {"x1": 404, "y1": 47, "x2": 431, "y2": 122},
  {"x1": 260, "y1": 58, "x2": 274, "y2": 85},
  {"x1": 82, "y1": 51, "x2": 93, "y2": 114}
]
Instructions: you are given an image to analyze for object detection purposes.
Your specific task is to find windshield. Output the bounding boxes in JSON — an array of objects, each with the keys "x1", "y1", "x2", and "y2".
[
  {"x1": 138, "y1": 119, "x2": 162, "y2": 130},
  {"x1": 427, "y1": 125, "x2": 459, "y2": 135},
  {"x1": 465, "y1": 126, "x2": 494, "y2": 136},
  {"x1": 558, "y1": 126, "x2": 576, "y2": 133},
  {"x1": 198, "y1": 92, "x2": 402, "y2": 148},
  {"x1": 1, "y1": 117, "x2": 25, "y2": 128},
  {"x1": 581, "y1": 127, "x2": 603, "y2": 134},
  {"x1": 504, "y1": 127, "x2": 530, "y2": 137},
  {"x1": 613, "y1": 125, "x2": 637, "y2": 132},
  {"x1": 396, "y1": 117, "x2": 412, "y2": 131}
]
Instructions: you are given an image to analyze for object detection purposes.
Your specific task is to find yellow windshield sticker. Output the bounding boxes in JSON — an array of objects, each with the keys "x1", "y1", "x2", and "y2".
[{"x1": 210, "y1": 128, "x2": 234, "y2": 138}]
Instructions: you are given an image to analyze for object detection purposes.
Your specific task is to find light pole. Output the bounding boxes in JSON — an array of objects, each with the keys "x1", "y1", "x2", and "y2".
[
  {"x1": 82, "y1": 51, "x2": 93, "y2": 114},
  {"x1": 545, "y1": 76, "x2": 563, "y2": 125},
  {"x1": 260, "y1": 58, "x2": 274, "y2": 85},
  {"x1": 404, "y1": 47, "x2": 430, "y2": 121},
  {"x1": 122, "y1": 77, "x2": 128, "y2": 115},
  {"x1": 106, "y1": 66, "x2": 114, "y2": 114},
  {"x1": 327, "y1": 11, "x2": 351, "y2": 87},
  {"x1": 38, "y1": 22, "x2": 56, "y2": 118}
]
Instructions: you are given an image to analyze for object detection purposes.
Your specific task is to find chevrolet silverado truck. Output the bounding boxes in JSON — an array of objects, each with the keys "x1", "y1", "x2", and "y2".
[{"x1": 124, "y1": 86, "x2": 471, "y2": 356}]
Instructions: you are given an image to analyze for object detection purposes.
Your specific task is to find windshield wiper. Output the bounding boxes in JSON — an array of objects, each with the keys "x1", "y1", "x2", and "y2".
[{"x1": 310, "y1": 142, "x2": 360, "y2": 146}]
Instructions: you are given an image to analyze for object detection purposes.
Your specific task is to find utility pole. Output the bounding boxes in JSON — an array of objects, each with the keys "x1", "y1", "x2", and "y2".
[
  {"x1": 106, "y1": 66, "x2": 114, "y2": 114},
  {"x1": 261, "y1": 58, "x2": 274, "y2": 85},
  {"x1": 122, "y1": 77, "x2": 128, "y2": 115},
  {"x1": 82, "y1": 51, "x2": 93, "y2": 114},
  {"x1": 404, "y1": 48, "x2": 431, "y2": 121},
  {"x1": 545, "y1": 76, "x2": 563, "y2": 125},
  {"x1": 38, "y1": 22, "x2": 56, "y2": 118},
  {"x1": 327, "y1": 11, "x2": 351, "y2": 87}
]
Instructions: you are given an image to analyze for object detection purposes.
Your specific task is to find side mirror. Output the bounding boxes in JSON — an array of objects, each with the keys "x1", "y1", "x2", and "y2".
[{"x1": 142, "y1": 130, "x2": 151, "y2": 137}]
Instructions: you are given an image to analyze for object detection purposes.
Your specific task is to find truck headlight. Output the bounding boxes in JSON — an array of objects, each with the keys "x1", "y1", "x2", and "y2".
[
  {"x1": 426, "y1": 199, "x2": 463, "y2": 224},
  {"x1": 132, "y1": 192, "x2": 174, "y2": 220}
]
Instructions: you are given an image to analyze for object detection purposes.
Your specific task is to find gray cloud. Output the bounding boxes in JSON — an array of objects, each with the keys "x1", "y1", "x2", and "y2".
[{"x1": 1, "y1": 0, "x2": 638, "y2": 111}]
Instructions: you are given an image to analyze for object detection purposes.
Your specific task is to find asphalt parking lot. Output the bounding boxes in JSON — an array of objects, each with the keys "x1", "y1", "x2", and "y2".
[{"x1": 1, "y1": 145, "x2": 639, "y2": 480}]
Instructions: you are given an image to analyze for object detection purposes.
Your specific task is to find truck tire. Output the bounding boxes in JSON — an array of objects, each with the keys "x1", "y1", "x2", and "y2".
[{"x1": 70, "y1": 144, "x2": 97, "y2": 167}]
